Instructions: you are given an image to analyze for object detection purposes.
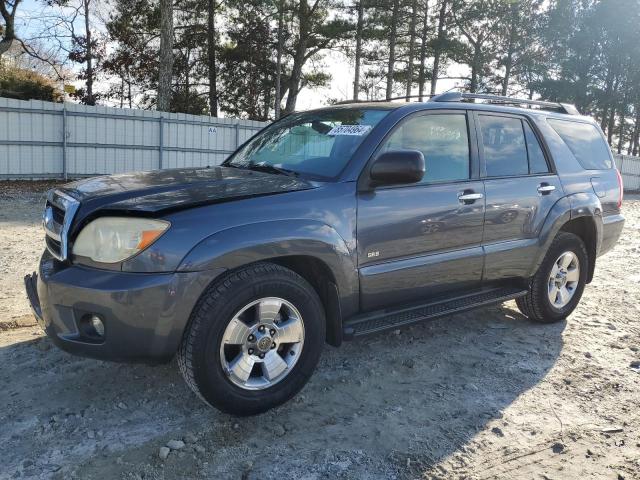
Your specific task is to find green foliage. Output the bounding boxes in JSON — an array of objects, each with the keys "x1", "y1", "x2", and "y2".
[{"x1": 0, "y1": 63, "x2": 63, "y2": 102}]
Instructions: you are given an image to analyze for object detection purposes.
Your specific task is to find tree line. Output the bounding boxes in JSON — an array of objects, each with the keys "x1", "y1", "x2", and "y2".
[{"x1": 1, "y1": 0, "x2": 640, "y2": 153}]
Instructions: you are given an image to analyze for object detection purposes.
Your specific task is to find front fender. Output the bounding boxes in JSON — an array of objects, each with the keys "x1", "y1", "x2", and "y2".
[{"x1": 177, "y1": 219, "x2": 359, "y2": 316}]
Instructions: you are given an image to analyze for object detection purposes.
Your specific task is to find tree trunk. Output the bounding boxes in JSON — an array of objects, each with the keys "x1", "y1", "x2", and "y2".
[
  {"x1": 274, "y1": 0, "x2": 285, "y2": 117},
  {"x1": 0, "y1": 0, "x2": 18, "y2": 57},
  {"x1": 417, "y1": 0, "x2": 429, "y2": 101},
  {"x1": 157, "y1": 0, "x2": 174, "y2": 111},
  {"x1": 405, "y1": 0, "x2": 418, "y2": 101},
  {"x1": 207, "y1": 0, "x2": 218, "y2": 116},
  {"x1": 607, "y1": 106, "x2": 616, "y2": 146},
  {"x1": 501, "y1": 4, "x2": 517, "y2": 97},
  {"x1": 386, "y1": 0, "x2": 399, "y2": 100},
  {"x1": 469, "y1": 44, "x2": 481, "y2": 93},
  {"x1": 83, "y1": 0, "x2": 95, "y2": 105},
  {"x1": 353, "y1": 0, "x2": 364, "y2": 100},
  {"x1": 617, "y1": 111, "x2": 625, "y2": 154},
  {"x1": 284, "y1": 1, "x2": 310, "y2": 114},
  {"x1": 430, "y1": 0, "x2": 447, "y2": 95},
  {"x1": 631, "y1": 109, "x2": 640, "y2": 156}
]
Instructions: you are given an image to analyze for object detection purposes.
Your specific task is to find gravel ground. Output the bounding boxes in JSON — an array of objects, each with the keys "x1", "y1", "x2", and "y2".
[{"x1": 1, "y1": 182, "x2": 639, "y2": 480}]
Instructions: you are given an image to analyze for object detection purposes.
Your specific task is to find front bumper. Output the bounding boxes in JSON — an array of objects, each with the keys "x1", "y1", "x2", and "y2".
[{"x1": 25, "y1": 252, "x2": 224, "y2": 363}]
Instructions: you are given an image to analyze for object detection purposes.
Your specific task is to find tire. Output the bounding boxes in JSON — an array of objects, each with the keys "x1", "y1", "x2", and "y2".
[
  {"x1": 178, "y1": 262, "x2": 325, "y2": 415},
  {"x1": 516, "y1": 232, "x2": 588, "y2": 323}
]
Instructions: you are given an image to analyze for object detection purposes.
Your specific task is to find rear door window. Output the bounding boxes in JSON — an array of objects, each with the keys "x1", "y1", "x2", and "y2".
[
  {"x1": 479, "y1": 115, "x2": 529, "y2": 177},
  {"x1": 547, "y1": 119, "x2": 612, "y2": 170},
  {"x1": 523, "y1": 122, "x2": 549, "y2": 174}
]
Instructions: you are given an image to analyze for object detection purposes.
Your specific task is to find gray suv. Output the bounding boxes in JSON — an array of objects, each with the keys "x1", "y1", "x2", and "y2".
[{"x1": 25, "y1": 92, "x2": 625, "y2": 415}]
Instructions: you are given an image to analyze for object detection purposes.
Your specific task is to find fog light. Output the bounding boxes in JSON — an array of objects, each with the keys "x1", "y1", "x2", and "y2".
[{"x1": 89, "y1": 315, "x2": 104, "y2": 337}]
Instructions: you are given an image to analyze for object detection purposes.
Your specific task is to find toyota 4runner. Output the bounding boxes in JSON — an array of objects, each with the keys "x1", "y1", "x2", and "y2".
[{"x1": 25, "y1": 92, "x2": 625, "y2": 415}]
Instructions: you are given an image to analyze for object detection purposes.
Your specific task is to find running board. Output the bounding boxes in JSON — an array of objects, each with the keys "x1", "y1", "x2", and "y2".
[{"x1": 343, "y1": 287, "x2": 527, "y2": 338}]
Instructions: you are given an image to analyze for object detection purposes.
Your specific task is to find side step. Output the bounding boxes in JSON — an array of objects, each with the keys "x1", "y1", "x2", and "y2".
[{"x1": 343, "y1": 287, "x2": 527, "y2": 338}]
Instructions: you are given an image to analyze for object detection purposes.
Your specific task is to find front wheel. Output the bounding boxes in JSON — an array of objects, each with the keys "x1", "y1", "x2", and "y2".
[
  {"x1": 516, "y1": 232, "x2": 588, "y2": 323},
  {"x1": 178, "y1": 263, "x2": 325, "y2": 415}
]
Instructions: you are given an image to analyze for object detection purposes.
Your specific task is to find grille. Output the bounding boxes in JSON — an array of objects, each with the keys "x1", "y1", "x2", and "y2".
[
  {"x1": 51, "y1": 203, "x2": 65, "y2": 224},
  {"x1": 43, "y1": 190, "x2": 80, "y2": 261}
]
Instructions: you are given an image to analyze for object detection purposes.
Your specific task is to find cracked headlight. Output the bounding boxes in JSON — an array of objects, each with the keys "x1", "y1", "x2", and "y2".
[{"x1": 72, "y1": 217, "x2": 170, "y2": 263}]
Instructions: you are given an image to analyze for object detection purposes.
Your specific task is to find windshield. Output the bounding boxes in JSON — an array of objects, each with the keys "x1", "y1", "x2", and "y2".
[{"x1": 224, "y1": 108, "x2": 390, "y2": 180}]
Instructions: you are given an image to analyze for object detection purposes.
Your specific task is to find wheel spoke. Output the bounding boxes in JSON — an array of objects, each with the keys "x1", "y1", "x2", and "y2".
[
  {"x1": 549, "y1": 284, "x2": 559, "y2": 303},
  {"x1": 566, "y1": 267, "x2": 580, "y2": 283},
  {"x1": 222, "y1": 318, "x2": 251, "y2": 345},
  {"x1": 560, "y1": 252, "x2": 574, "y2": 268},
  {"x1": 276, "y1": 316, "x2": 304, "y2": 344},
  {"x1": 557, "y1": 286, "x2": 569, "y2": 305},
  {"x1": 550, "y1": 262, "x2": 560, "y2": 278},
  {"x1": 228, "y1": 352, "x2": 255, "y2": 383},
  {"x1": 256, "y1": 299, "x2": 283, "y2": 323},
  {"x1": 261, "y1": 351, "x2": 288, "y2": 380}
]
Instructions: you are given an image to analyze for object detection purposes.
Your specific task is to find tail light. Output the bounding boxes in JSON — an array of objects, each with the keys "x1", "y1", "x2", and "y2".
[{"x1": 615, "y1": 168, "x2": 624, "y2": 209}]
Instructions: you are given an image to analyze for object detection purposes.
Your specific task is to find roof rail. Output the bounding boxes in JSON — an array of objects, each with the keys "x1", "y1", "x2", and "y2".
[
  {"x1": 429, "y1": 92, "x2": 580, "y2": 116},
  {"x1": 333, "y1": 94, "x2": 436, "y2": 105}
]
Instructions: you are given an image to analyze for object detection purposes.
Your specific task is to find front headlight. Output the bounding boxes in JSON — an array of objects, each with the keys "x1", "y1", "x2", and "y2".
[{"x1": 72, "y1": 217, "x2": 170, "y2": 263}]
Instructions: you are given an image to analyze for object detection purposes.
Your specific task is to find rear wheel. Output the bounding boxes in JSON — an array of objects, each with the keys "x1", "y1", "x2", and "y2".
[
  {"x1": 178, "y1": 263, "x2": 325, "y2": 415},
  {"x1": 516, "y1": 232, "x2": 588, "y2": 323}
]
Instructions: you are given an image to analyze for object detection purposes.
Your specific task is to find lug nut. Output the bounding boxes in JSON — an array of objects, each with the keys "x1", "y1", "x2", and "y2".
[
  {"x1": 248, "y1": 348, "x2": 254, "y2": 354},
  {"x1": 258, "y1": 325, "x2": 265, "y2": 333},
  {"x1": 248, "y1": 334, "x2": 255, "y2": 342},
  {"x1": 269, "y1": 329, "x2": 276, "y2": 336},
  {"x1": 270, "y1": 342, "x2": 276, "y2": 349},
  {"x1": 259, "y1": 353, "x2": 265, "y2": 359}
]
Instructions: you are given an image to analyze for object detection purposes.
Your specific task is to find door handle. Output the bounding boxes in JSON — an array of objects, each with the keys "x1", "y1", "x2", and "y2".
[
  {"x1": 537, "y1": 184, "x2": 556, "y2": 195},
  {"x1": 458, "y1": 192, "x2": 484, "y2": 203}
]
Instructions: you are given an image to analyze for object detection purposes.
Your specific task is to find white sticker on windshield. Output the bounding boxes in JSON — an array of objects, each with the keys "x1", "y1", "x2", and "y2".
[{"x1": 327, "y1": 125, "x2": 372, "y2": 136}]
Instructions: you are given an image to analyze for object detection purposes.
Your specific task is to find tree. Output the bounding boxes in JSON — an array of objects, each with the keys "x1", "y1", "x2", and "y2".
[
  {"x1": 0, "y1": 60, "x2": 63, "y2": 100},
  {"x1": 429, "y1": 0, "x2": 447, "y2": 95},
  {"x1": 282, "y1": 0, "x2": 350, "y2": 114},
  {"x1": 157, "y1": 0, "x2": 174, "y2": 111},
  {"x1": 0, "y1": 0, "x2": 20, "y2": 56}
]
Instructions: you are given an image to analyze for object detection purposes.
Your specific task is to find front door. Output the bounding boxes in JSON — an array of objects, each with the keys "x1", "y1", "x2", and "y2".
[
  {"x1": 474, "y1": 112, "x2": 564, "y2": 282},
  {"x1": 357, "y1": 111, "x2": 485, "y2": 312}
]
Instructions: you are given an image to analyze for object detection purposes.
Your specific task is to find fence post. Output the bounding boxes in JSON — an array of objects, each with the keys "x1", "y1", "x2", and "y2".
[
  {"x1": 620, "y1": 155, "x2": 625, "y2": 174},
  {"x1": 235, "y1": 121, "x2": 240, "y2": 149},
  {"x1": 62, "y1": 103, "x2": 68, "y2": 181},
  {"x1": 159, "y1": 116, "x2": 164, "y2": 169}
]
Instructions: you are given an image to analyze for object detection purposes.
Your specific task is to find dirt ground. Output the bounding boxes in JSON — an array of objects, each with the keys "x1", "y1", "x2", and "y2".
[{"x1": 0, "y1": 182, "x2": 639, "y2": 480}]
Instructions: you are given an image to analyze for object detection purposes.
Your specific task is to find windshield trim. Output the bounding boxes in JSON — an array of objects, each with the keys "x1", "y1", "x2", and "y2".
[{"x1": 222, "y1": 107, "x2": 392, "y2": 182}]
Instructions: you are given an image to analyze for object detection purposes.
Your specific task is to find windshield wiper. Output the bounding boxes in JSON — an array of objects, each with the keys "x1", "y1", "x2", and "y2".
[{"x1": 245, "y1": 163, "x2": 299, "y2": 177}]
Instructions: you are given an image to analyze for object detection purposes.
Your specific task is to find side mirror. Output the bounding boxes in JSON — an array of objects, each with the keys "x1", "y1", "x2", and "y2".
[{"x1": 369, "y1": 150, "x2": 425, "y2": 187}]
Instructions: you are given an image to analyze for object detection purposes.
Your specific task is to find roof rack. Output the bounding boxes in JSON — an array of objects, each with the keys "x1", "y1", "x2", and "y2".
[
  {"x1": 333, "y1": 94, "x2": 436, "y2": 105},
  {"x1": 429, "y1": 92, "x2": 580, "y2": 116}
]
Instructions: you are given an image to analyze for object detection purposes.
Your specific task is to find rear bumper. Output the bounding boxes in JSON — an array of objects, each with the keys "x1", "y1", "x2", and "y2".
[
  {"x1": 25, "y1": 252, "x2": 223, "y2": 363},
  {"x1": 599, "y1": 213, "x2": 625, "y2": 257}
]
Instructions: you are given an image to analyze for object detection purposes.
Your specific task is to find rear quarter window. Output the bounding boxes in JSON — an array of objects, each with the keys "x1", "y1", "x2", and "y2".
[{"x1": 547, "y1": 119, "x2": 612, "y2": 170}]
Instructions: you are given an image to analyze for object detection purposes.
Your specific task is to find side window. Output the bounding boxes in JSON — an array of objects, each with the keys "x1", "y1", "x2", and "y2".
[
  {"x1": 547, "y1": 118, "x2": 613, "y2": 170},
  {"x1": 479, "y1": 115, "x2": 528, "y2": 177},
  {"x1": 523, "y1": 122, "x2": 550, "y2": 174},
  {"x1": 380, "y1": 114, "x2": 470, "y2": 184}
]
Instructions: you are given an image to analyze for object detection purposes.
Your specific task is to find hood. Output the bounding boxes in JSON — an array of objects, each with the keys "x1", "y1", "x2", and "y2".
[{"x1": 60, "y1": 167, "x2": 316, "y2": 221}]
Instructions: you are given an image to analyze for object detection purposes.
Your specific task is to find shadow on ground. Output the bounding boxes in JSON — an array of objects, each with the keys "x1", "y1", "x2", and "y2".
[{"x1": 0, "y1": 303, "x2": 565, "y2": 479}]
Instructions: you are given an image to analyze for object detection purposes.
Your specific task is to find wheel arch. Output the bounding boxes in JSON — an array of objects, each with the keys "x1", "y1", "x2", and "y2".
[
  {"x1": 533, "y1": 193, "x2": 603, "y2": 284},
  {"x1": 178, "y1": 220, "x2": 360, "y2": 346}
]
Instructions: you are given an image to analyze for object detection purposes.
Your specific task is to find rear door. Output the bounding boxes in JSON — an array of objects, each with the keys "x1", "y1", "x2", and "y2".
[
  {"x1": 357, "y1": 110, "x2": 485, "y2": 312},
  {"x1": 474, "y1": 112, "x2": 563, "y2": 282}
]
